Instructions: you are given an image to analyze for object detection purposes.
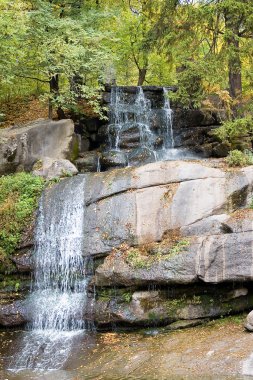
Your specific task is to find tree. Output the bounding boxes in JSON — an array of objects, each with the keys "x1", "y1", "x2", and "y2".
[{"x1": 0, "y1": 0, "x2": 113, "y2": 118}]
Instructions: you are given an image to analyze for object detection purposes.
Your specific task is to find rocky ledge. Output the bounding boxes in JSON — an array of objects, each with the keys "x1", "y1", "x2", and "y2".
[
  {"x1": 1, "y1": 159, "x2": 253, "y2": 329},
  {"x1": 85, "y1": 160, "x2": 253, "y2": 329}
]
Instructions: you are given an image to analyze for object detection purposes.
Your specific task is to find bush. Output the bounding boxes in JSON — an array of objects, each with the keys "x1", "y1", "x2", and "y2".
[
  {"x1": 213, "y1": 116, "x2": 253, "y2": 143},
  {"x1": 225, "y1": 149, "x2": 253, "y2": 167},
  {"x1": 0, "y1": 173, "x2": 45, "y2": 270}
]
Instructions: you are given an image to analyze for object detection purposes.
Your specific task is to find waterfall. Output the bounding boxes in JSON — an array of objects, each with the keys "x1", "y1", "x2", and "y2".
[
  {"x1": 10, "y1": 175, "x2": 88, "y2": 371},
  {"x1": 107, "y1": 86, "x2": 177, "y2": 165},
  {"x1": 108, "y1": 86, "x2": 157, "y2": 156},
  {"x1": 162, "y1": 87, "x2": 174, "y2": 149}
]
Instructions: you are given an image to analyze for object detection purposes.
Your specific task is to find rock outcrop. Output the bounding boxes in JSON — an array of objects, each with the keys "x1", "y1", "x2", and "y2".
[
  {"x1": 82, "y1": 160, "x2": 253, "y2": 328},
  {"x1": 0, "y1": 119, "x2": 77, "y2": 176},
  {"x1": 1, "y1": 159, "x2": 253, "y2": 329}
]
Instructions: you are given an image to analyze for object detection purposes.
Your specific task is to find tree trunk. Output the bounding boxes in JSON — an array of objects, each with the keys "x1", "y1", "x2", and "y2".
[
  {"x1": 224, "y1": 14, "x2": 242, "y2": 99},
  {"x1": 49, "y1": 74, "x2": 65, "y2": 119},
  {"x1": 137, "y1": 68, "x2": 147, "y2": 86}
]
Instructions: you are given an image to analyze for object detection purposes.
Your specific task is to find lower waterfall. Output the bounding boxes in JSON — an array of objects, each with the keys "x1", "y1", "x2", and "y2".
[{"x1": 9, "y1": 175, "x2": 89, "y2": 371}]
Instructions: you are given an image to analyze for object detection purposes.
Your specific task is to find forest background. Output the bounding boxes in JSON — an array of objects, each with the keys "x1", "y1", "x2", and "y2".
[{"x1": 0, "y1": 0, "x2": 252, "y2": 121}]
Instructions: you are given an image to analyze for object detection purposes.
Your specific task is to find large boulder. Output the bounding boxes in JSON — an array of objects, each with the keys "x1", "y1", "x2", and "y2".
[
  {"x1": 94, "y1": 231, "x2": 253, "y2": 287},
  {"x1": 32, "y1": 157, "x2": 78, "y2": 179},
  {"x1": 80, "y1": 161, "x2": 253, "y2": 257},
  {"x1": 0, "y1": 119, "x2": 76, "y2": 175}
]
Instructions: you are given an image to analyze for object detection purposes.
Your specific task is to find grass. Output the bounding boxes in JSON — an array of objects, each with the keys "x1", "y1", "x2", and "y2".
[
  {"x1": 125, "y1": 239, "x2": 190, "y2": 270},
  {"x1": 0, "y1": 172, "x2": 45, "y2": 273}
]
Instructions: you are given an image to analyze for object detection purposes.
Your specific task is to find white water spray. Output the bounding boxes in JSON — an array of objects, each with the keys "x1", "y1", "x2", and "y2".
[{"x1": 10, "y1": 175, "x2": 88, "y2": 371}]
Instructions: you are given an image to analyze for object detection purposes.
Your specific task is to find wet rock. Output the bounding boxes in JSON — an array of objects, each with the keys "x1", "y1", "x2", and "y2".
[
  {"x1": 245, "y1": 310, "x2": 253, "y2": 332},
  {"x1": 91, "y1": 287, "x2": 253, "y2": 328},
  {"x1": 212, "y1": 142, "x2": 231, "y2": 157},
  {"x1": 0, "y1": 119, "x2": 75, "y2": 175},
  {"x1": 128, "y1": 147, "x2": 157, "y2": 166},
  {"x1": 100, "y1": 151, "x2": 127, "y2": 169},
  {"x1": 11, "y1": 248, "x2": 33, "y2": 273},
  {"x1": 165, "y1": 319, "x2": 206, "y2": 330},
  {"x1": 75, "y1": 152, "x2": 99, "y2": 173},
  {"x1": 32, "y1": 157, "x2": 78, "y2": 179},
  {"x1": 0, "y1": 301, "x2": 28, "y2": 327},
  {"x1": 118, "y1": 127, "x2": 141, "y2": 150}
]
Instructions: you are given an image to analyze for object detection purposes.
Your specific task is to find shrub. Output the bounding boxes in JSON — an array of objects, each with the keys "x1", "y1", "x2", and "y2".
[
  {"x1": 0, "y1": 172, "x2": 45, "y2": 270},
  {"x1": 213, "y1": 116, "x2": 253, "y2": 143},
  {"x1": 225, "y1": 150, "x2": 253, "y2": 167}
]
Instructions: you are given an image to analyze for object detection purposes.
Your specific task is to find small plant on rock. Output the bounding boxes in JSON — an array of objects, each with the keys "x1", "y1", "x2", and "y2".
[{"x1": 226, "y1": 150, "x2": 253, "y2": 167}]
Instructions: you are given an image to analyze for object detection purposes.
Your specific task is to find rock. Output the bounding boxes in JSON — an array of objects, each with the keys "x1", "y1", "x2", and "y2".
[
  {"x1": 95, "y1": 231, "x2": 253, "y2": 287},
  {"x1": 0, "y1": 301, "x2": 28, "y2": 327},
  {"x1": 0, "y1": 119, "x2": 75, "y2": 175},
  {"x1": 75, "y1": 152, "x2": 99, "y2": 173},
  {"x1": 90, "y1": 287, "x2": 253, "y2": 328},
  {"x1": 11, "y1": 248, "x2": 33, "y2": 273},
  {"x1": 212, "y1": 142, "x2": 231, "y2": 157},
  {"x1": 100, "y1": 151, "x2": 127, "y2": 169},
  {"x1": 165, "y1": 319, "x2": 206, "y2": 330},
  {"x1": 181, "y1": 214, "x2": 230, "y2": 236},
  {"x1": 245, "y1": 310, "x2": 253, "y2": 332},
  {"x1": 118, "y1": 127, "x2": 141, "y2": 150},
  {"x1": 81, "y1": 161, "x2": 253, "y2": 257},
  {"x1": 32, "y1": 157, "x2": 78, "y2": 179},
  {"x1": 223, "y1": 210, "x2": 253, "y2": 233},
  {"x1": 128, "y1": 147, "x2": 157, "y2": 166}
]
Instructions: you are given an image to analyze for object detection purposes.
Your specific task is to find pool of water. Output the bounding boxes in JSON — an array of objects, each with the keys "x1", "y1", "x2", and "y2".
[{"x1": 1, "y1": 324, "x2": 252, "y2": 380}]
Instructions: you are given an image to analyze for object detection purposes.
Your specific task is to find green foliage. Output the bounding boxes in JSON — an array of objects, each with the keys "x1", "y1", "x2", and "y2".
[
  {"x1": 122, "y1": 292, "x2": 132, "y2": 303},
  {"x1": 0, "y1": 0, "x2": 113, "y2": 116},
  {"x1": 225, "y1": 149, "x2": 253, "y2": 167},
  {"x1": 0, "y1": 173, "x2": 45, "y2": 268},
  {"x1": 167, "y1": 239, "x2": 190, "y2": 258},
  {"x1": 213, "y1": 116, "x2": 253, "y2": 143},
  {"x1": 126, "y1": 239, "x2": 190, "y2": 269},
  {"x1": 1, "y1": 0, "x2": 253, "y2": 113},
  {"x1": 126, "y1": 248, "x2": 150, "y2": 269}
]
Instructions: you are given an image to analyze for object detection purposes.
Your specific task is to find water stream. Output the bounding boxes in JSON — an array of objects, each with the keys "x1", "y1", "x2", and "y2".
[
  {"x1": 8, "y1": 175, "x2": 88, "y2": 372},
  {"x1": 107, "y1": 86, "x2": 198, "y2": 165}
]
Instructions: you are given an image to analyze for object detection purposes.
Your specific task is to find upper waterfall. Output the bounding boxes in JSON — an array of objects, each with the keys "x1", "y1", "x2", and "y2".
[{"x1": 107, "y1": 86, "x2": 174, "y2": 160}]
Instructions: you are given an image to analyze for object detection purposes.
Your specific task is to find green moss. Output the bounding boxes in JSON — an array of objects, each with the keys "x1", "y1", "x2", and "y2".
[
  {"x1": 0, "y1": 172, "x2": 45, "y2": 272},
  {"x1": 166, "y1": 295, "x2": 187, "y2": 315},
  {"x1": 161, "y1": 239, "x2": 190, "y2": 260},
  {"x1": 126, "y1": 249, "x2": 150, "y2": 269},
  {"x1": 125, "y1": 240, "x2": 190, "y2": 270},
  {"x1": 97, "y1": 288, "x2": 134, "y2": 303},
  {"x1": 122, "y1": 291, "x2": 132, "y2": 303},
  {"x1": 70, "y1": 138, "x2": 79, "y2": 162}
]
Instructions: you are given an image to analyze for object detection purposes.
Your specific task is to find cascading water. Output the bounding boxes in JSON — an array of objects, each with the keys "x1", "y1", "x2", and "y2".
[
  {"x1": 162, "y1": 87, "x2": 174, "y2": 149},
  {"x1": 108, "y1": 86, "x2": 157, "y2": 154},
  {"x1": 9, "y1": 175, "x2": 89, "y2": 371},
  {"x1": 107, "y1": 86, "x2": 199, "y2": 165},
  {"x1": 107, "y1": 86, "x2": 176, "y2": 164}
]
